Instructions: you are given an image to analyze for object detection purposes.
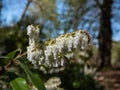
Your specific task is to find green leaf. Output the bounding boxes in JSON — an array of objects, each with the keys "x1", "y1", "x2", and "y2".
[
  {"x1": 10, "y1": 77, "x2": 30, "y2": 90},
  {"x1": 3, "y1": 49, "x2": 21, "y2": 64},
  {"x1": 20, "y1": 62, "x2": 46, "y2": 90},
  {"x1": 7, "y1": 49, "x2": 21, "y2": 59}
]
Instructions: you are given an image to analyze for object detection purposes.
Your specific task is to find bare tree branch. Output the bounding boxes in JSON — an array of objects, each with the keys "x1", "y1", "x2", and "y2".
[
  {"x1": 19, "y1": 0, "x2": 33, "y2": 22},
  {"x1": 94, "y1": 0, "x2": 103, "y2": 10},
  {"x1": 73, "y1": 1, "x2": 87, "y2": 30}
]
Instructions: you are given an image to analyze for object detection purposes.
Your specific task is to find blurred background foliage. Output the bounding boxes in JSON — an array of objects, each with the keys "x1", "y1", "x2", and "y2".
[{"x1": 0, "y1": 0, "x2": 120, "y2": 90}]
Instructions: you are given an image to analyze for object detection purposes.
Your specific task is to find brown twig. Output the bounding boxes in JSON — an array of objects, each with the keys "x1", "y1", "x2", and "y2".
[
  {"x1": 4, "y1": 52, "x2": 27, "y2": 70},
  {"x1": 13, "y1": 52, "x2": 27, "y2": 62}
]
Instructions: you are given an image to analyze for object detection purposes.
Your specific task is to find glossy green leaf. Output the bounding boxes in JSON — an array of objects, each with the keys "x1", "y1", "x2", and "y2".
[
  {"x1": 10, "y1": 77, "x2": 30, "y2": 90},
  {"x1": 3, "y1": 49, "x2": 21, "y2": 64},
  {"x1": 7, "y1": 49, "x2": 21, "y2": 59},
  {"x1": 20, "y1": 62, "x2": 46, "y2": 90}
]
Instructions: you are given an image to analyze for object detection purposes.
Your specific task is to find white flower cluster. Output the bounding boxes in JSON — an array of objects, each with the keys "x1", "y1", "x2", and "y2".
[
  {"x1": 44, "y1": 77, "x2": 62, "y2": 90},
  {"x1": 27, "y1": 25, "x2": 91, "y2": 70},
  {"x1": 31, "y1": 77, "x2": 63, "y2": 90},
  {"x1": 27, "y1": 25, "x2": 44, "y2": 68}
]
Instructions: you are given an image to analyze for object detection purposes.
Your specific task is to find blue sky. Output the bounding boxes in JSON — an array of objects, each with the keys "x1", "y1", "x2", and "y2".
[
  {"x1": 1, "y1": 0, "x2": 27, "y2": 26},
  {"x1": 1, "y1": 0, "x2": 120, "y2": 41}
]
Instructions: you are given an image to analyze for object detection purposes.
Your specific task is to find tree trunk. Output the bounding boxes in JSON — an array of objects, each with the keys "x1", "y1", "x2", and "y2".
[{"x1": 98, "y1": 0, "x2": 113, "y2": 69}]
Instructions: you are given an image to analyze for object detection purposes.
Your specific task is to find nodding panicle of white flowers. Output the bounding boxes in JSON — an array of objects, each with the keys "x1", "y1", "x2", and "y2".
[{"x1": 27, "y1": 25, "x2": 92, "y2": 71}]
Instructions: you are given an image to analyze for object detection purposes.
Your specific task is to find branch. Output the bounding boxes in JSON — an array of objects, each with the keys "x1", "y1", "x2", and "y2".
[
  {"x1": 4, "y1": 52, "x2": 27, "y2": 70},
  {"x1": 19, "y1": 0, "x2": 33, "y2": 23},
  {"x1": 94, "y1": 0, "x2": 103, "y2": 10}
]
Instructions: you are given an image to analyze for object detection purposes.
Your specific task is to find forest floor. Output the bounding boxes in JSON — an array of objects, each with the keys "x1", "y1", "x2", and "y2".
[{"x1": 96, "y1": 69, "x2": 120, "y2": 90}]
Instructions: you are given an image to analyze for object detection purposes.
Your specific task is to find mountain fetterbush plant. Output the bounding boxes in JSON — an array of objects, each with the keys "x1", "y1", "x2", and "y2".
[{"x1": 2, "y1": 25, "x2": 104, "y2": 90}]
